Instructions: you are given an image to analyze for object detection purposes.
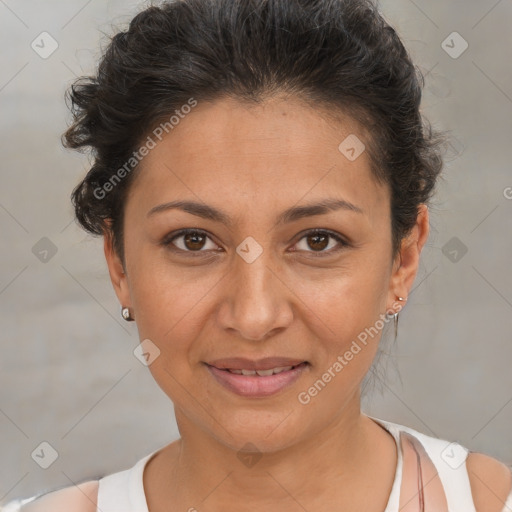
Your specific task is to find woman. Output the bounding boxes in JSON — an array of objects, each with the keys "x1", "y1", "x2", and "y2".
[{"x1": 9, "y1": 0, "x2": 512, "y2": 510}]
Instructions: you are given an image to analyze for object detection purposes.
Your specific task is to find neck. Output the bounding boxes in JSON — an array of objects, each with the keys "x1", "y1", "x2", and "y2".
[{"x1": 146, "y1": 392, "x2": 396, "y2": 510}]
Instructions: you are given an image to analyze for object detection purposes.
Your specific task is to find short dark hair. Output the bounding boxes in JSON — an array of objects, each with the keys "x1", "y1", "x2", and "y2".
[{"x1": 63, "y1": 0, "x2": 446, "y2": 266}]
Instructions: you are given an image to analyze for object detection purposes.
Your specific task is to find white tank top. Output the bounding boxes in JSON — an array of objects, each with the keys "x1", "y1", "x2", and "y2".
[
  {"x1": 94, "y1": 416, "x2": 512, "y2": 512},
  {"x1": 5, "y1": 416, "x2": 511, "y2": 511}
]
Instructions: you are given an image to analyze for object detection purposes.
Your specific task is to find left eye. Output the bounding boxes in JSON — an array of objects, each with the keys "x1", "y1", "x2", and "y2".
[{"x1": 293, "y1": 229, "x2": 347, "y2": 256}]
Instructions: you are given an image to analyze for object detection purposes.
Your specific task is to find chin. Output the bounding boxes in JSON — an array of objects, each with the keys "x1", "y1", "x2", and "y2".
[{"x1": 207, "y1": 407, "x2": 308, "y2": 453}]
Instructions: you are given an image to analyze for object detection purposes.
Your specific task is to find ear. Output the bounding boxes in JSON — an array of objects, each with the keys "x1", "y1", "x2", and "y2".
[
  {"x1": 387, "y1": 204, "x2": 430, "y2": 307},
  {"x1": 103, "y1": 225, "x2": 132, "y2": 311}
]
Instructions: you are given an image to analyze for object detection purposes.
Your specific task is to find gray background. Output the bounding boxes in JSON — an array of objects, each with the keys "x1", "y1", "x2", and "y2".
[{"x1": 1, "y1": 0, "x2": 511, "y2": 505}]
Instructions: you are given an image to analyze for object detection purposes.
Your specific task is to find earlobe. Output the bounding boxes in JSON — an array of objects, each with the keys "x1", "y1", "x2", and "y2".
[{"x1": 388, "y1": 204, "x2": 430, "y2": 302}]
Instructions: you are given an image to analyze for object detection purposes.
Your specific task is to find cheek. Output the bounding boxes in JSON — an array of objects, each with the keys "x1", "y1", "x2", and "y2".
[
  {"x1": 296, "y1": 274, "x2": 392, "y2": 406},
  {"x1": 297, "y1": 257, "x2": 391, "y2": 338},
  {"x1": 129, "y1": 267, "x2": 209, "y2": 400},
  {"x1": 127, "y1": 253, "x2": 224, "y2": 374},
  {"x1": 131, "y1": 272, "x2": 207, "y2": 344}
]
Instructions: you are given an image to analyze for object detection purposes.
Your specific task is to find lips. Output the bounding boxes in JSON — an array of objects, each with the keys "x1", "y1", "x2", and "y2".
[{"x1": 205, "y1": 357, "x2": 309, "y2": 397}]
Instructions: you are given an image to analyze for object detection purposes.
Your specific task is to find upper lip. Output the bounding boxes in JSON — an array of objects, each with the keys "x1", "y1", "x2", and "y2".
[{"x1": 206, "y1": 357, "x2": 307, "y2": 371}]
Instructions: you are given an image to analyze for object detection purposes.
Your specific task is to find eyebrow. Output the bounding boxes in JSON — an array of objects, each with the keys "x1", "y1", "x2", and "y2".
[{"x1": 146, "y1": 198, "x2": 364, "y2": 227}]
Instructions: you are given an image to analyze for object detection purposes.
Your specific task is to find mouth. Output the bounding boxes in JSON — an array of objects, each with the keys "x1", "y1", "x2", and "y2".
[
  {"x1": 204, "y1": 358, "x2": 309, "y2": 397},
  {"x1": 213, "y1": 363, "x2": 305, "y2": 376}
]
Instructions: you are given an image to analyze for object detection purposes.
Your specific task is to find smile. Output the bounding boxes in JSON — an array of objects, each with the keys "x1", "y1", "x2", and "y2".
[
  {"x1": 225, "y1": 365, "x2": 297, "y2": 376},
  {"x1": 205, "y1": 361, "x2": 309, "y2": 397}
]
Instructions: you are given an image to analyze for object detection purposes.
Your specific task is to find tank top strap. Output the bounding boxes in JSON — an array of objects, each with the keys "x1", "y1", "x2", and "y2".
[
  {"x1": 96, "y1": 451, "x2": 157, "y2": 512},
  {"x1": 374, "y1": 419, "x2": 403, "y2": 512},
  {"x1": 376, "y1": 419, "x2": 477, "y2": 512},
  {"x1": 407, "y1": 429, "x2": 476, "y2": 511}
]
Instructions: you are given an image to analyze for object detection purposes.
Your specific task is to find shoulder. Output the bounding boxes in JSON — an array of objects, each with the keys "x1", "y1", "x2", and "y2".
[
  {"x1": 466, "y1": 452, "x2": 512, "y2": 512},
  {"x1": 18, "y1": 480, "x2": 98, "y2": 512}
]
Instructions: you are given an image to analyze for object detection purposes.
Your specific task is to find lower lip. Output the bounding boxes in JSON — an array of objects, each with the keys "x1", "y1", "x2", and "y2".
[{"x1": 206, "y1": 362, "x2": 308, "y2": 397}]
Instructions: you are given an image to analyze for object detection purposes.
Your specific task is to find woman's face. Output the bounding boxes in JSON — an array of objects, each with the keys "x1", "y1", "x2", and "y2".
[{"x1": 106, "y1": 95, "x2": 427, "y2": 452}]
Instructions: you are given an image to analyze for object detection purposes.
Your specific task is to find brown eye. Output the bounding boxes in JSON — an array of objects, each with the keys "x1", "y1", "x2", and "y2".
[
  {"x1": 164, "y1": 229, "x2": 219, "y2": 253},
  {"x1": 183, "y1": 231, "x2": 207, "y2": 250},
  {"x1": 306, "y1": 233, "x2": 329, "y2": 251},
  {"x1": 293, "y1": 229, "x2": 347, "y2": 256}
]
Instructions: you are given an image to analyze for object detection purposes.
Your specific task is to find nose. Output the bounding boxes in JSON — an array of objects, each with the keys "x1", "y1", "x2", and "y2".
[{"x1": 216, "y1": 249, "x2": 294, "y2": 342}]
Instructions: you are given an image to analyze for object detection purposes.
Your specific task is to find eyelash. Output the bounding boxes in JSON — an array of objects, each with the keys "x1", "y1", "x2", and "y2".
[{"x1": 162, "y1": 228, "x2": 349, "y2": 257}]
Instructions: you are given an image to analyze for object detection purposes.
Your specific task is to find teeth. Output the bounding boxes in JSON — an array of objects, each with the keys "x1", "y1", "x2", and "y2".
[
  {"x1": 227, "y1": 365, "x2": 295, "y2": 376},
  {"x1": 255, "y1": 369, "x2": 274, "y2": 376},
  {"x1": 267, "y1": 366, "x2": 293, "y2": 375}
]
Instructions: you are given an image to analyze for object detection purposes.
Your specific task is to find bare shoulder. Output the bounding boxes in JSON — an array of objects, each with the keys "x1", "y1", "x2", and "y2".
[
  {"x1": 466, "y1": 452, "x2": 512, "y2": 512},
  {"x1": 19, "y1": 480, "x2": 98, "y2": 512}
]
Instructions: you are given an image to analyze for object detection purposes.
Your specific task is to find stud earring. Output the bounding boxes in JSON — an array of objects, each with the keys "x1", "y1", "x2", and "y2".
[{"x1": 121, "y1": 306, "x2": 134, "y2": 322}]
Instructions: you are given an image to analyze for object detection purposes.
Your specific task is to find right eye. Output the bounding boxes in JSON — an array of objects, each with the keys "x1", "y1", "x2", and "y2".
[{"x1": 162, "y1": 229, "x2": 221, "y2": 255}]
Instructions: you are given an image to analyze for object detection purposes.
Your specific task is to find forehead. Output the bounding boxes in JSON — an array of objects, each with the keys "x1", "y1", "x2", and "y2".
[{"x1": 128, "y1": 95, "x2": 389, "y2": 221}]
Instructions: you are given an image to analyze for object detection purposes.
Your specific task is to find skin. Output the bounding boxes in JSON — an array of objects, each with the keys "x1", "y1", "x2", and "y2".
[{"x1": 104, "y1": 94, "x2": 430, "y2": 511}]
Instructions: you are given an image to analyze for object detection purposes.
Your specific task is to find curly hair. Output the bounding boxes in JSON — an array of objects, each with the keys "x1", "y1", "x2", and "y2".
[{"x1": 63, "y1": 0, "x2": 446, "y2": 267}]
